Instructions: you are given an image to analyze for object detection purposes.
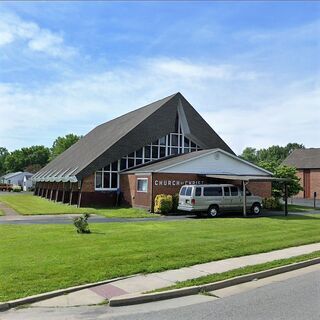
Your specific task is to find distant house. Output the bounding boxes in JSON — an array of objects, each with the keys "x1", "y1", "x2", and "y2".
[
  {"x1": 0, "y1": 172, "x2": 34, "y2": 188},
  {"x1": 23, "y1": 175, "x2": 34, "y2": 191},
  {"x1": 283, "y1": 148, "x2": 320, "y2": 199}
]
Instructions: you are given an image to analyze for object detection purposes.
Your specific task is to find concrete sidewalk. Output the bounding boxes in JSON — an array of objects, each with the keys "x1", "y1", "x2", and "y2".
[{"x1": 30, "y1": 242, "x2": 320, "y2": 308}]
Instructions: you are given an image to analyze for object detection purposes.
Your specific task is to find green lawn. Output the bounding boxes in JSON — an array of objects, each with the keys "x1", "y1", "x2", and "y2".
[
  {"x1": 1, "y1": 214, "x2": 320, "y2": 301},
  {"x1": 150, "y1": 250, "x2": 320, "y2": 292},
  {"x1": 287, "y1": 204, "x2": 320, "y2": 212},
  {"x1": 0, "y1": 209, "x2": 4, "y2": 216},
  {"x1": 0, "y1": 194, "x2": 157, "y2": 218}
]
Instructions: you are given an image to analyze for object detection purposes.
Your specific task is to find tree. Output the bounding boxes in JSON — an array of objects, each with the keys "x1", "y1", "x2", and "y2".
[
  {"x1": 240, "y1": 143, "x2": 305, "y2": 166},
  {"x1": 51, "y1": 134, "x2": 81, "y2": 160},
  {"x1": 0, "y1": 147, "x2": 9, "y2": 175},
  {"x1": 4, "y1": 146, "x2": 50, "y2": 172},
  {"x1": 272, "y1": 165, "x2": 303, "y2": 199},
  {"x1": 240, "y1": 147, "x2": 258, "y2": 164}
]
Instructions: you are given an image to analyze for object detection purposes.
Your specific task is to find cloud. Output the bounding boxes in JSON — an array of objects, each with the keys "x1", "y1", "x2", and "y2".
[
  {"x1": 0, "y1": 12, "x2": 75, "y2": 58},
  {"x1": 0, "y1": 57, "x2": 318, "y2": 153}
]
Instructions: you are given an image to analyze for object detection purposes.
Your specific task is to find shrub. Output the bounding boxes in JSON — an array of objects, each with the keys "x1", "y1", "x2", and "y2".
[
  {"x1": 172, "y1": 193, "x2": 179, "y2": 212},
  {"x1": 154, "y1": 194, "x2": 172, "y2": 214},
  {"x1": 73, "y1": 213, "x2": 91, "y2": 234},
  {"x1": 12, "y1": 186, "x2": 22, "y2": 192},
  {"x1": 262, "y1": 197, "x2": 283, "y2": 210}
]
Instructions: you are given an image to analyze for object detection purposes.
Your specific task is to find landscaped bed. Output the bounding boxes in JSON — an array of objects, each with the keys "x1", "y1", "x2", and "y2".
[
  {"x1": 1, "y1": 214, "x2": 319, "y2": 301},
  {"x1": 0, "y1": 194, "x2": 156, "y2": 218}
]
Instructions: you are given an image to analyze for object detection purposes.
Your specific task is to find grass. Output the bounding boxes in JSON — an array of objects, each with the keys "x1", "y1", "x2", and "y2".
[
  {"x1": 149, "y1": 250, "x2": 320, "y2": 293},
  {"x1": 0, "y1": 214, "x2": 320, "y2": 301},
  {"x1": 0, "y1": 194, "x2": 157, "y2": 218},
  {"x1": 0, "y1": 209, "x2": 4, "y2": 216},
  {"x1": 287, "y1": 204, "x2": 320, "y2": 212}
]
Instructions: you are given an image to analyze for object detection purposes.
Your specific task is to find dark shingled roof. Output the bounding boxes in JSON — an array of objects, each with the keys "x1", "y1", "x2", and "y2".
[
  {"x1": 33, "y1": 92, "x2": 234, "y2": 182},
  {"x1": 282, "y1": 148, "x2": 320, "y2": 169}
]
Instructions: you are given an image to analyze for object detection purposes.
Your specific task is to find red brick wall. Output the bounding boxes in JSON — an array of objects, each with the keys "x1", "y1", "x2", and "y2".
[
  {"x1": 247, "y1": 182, "x2": 272, "y2": 198},
  {"x1": 82, "y1": 174, "x2": 95, "y2": 192},
  {"x1": 295, "y1": 170, "x2": 304, "y2": 198},
  {"x1": 120, "y1": 174, "x2": 152, "y2": 209},
  {"x1": 310, "y1": 169, "x2": 320, "y2": 199}
]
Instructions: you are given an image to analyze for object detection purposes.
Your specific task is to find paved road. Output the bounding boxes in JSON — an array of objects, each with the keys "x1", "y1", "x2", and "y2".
[{"x1": 2, "y1": 265, "x2": 319, "y2": 319}]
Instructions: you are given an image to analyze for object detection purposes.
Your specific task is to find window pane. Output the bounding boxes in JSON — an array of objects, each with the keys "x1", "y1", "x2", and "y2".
[
  {"x1": 224, "y1": 187, "x2": 230, "y2": 196},
  {"x1": 159, "y1": 136, "x2": 166, "y2": 145},
  {"x1": 95, "y1": 172, "x2": 102, "y2": 188},
  {"x1": 195, "y1": 187, "x2": 202, "y2": 196},
  {"x1": 171, "y1": 147, "x2": 178, "y2": 155},
  {"x1": 171, "y1": 134, "x2": 178, "y2": 146},
  {"x1": 180, "y1": 187, "x2": 186, "y2": 196},
  {"x1": 136, "y1": 148, "x2": 143, "y2": 158},
  {"x1": 159, "y1": 147, "x2": 166, "y2": 157},
  {"x1": 152, "y1": 146, "x2": 159, "y2": 159},
  {"x1": 135, "y1": 158, "x2": 142, "y2": 165},
  {"x1": 120, "y1": 158, "x2": 127, "y2": 170},
  {"x1": 103, "y1": 164, "x2": 110, "y2": 171},
  {"x1": 128, "y1": 152, "x2": 134, "y2": 158},
  {"x1": 111, "y1": 173, "x2": 118, "y2": 188},
  {"x1": 144, "y1": 146, "x2": 151, "y2": 158},
  {"x1": 128, "y1": 158, "x2": 134, "y2": 168},
  {"x1": 152, "y1": 139, "x2": 159, "y2": 145},
  {"x1": 230, "y1": 187, "x2": 238, "y2": 196},
  {"x1": 184, "y1": 137, "x2": 190, "y2": 147},
  {"x1": 111, "y1": 161, "x2": 118, "y2": 171},
  {"x1": 204, "y1": 187, "x2": 222, "y2": 196},
  {"x1": 103, "y1": 172, "x2": 110, "y2": 189},
  {"x1": 191, "y1": 141, "x2": 196, "y2": 148},
  {"x1": 144, "y1": 158, "x2": 151, "y2": 163},
  {"x1": 137, "y1": 179, "x2": 148, "y2": 192},
  {"x1": 186, "y1": 187, "x2": 192, "y2": 196}
]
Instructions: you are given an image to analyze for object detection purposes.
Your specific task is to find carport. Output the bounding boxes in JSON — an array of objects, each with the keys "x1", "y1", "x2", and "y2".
[{"x1": 206, "y1": 174, "x2": 290, "y2": 217}]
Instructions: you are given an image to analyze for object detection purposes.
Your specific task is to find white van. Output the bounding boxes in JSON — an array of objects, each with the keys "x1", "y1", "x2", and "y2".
[{"x1": 177, "y1": 184, "x2": 262, "y2": 217}]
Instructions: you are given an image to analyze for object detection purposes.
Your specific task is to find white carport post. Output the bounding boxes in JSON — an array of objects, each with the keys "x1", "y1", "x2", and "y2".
[{"x1": 242, "y1": 180, "x2": 247, "y2": 217}]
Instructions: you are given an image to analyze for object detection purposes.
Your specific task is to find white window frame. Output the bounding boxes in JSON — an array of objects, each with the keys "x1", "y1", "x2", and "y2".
[{"x1": 137, "y1": 178, "x2": 148, "y2": 193}]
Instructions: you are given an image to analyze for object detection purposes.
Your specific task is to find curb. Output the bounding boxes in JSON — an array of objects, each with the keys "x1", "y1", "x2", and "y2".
[
  {"x1": 0, "y1": 274, "x2": 139, "y2": 312},
  {"x1": 109, "y1": 257, "x2": 320, "y2": 307}
]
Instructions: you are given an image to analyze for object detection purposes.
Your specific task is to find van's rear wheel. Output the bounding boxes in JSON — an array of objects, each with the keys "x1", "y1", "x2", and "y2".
[
  {"x1": 207, "y1": 205, "x2": 219, "y2": 218},
  {"x1": 251, "y1": 203, "x2": 261, "y2": 215}
]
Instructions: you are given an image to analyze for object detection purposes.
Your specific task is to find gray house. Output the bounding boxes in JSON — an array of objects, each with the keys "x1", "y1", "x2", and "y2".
[{"x1": 1, "y1": 172, "x2": 34, "y2": 187}]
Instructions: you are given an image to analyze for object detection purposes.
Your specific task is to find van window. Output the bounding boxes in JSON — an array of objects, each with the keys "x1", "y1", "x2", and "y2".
[
  {"x1": 230, "y1": 186, "x2": 238, "y2": 196},
  {"x1": 224, "y1": 187, "x2": 230, "y2": 196},
  {"x1": 180, "y1": 187, "x2": 187, "y2": 196},
  {"x1": 203, "y1": 187, "x2": 222, "y2": 197},
  {"x1": 195, "y1": 187, "x2": 202, "y2": 196},
  {"x1": 186, "y1": 187, "x2": 192, "y2": 196}
]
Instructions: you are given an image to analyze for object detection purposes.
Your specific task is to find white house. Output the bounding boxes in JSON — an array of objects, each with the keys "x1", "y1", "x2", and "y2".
[{"x1": 1, "y1": 172, "x2": 34, "y2": 188}]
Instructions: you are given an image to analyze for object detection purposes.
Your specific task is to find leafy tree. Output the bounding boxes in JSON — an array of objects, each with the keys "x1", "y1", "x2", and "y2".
[
  {"x1": 0, "y1": 147, "x2": 9, "y2": 176},
  {"x1": 51, "y1": 134, "x2": 81, "y2": 160},
  {"x1": 272, "y1": 166, "x2": 303, "y2": 199},
  {"x1": 241, "y1": 147, "x2": 258, "y2": 164},
  {"x1": 240, "y1": 143, "x2": 305, "y2": 166},
  {"x1": 4, "y1": 146, "x2": 50, "y2": 172}
]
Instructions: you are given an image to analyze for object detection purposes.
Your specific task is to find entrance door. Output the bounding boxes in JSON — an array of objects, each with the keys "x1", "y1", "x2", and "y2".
[{"x1": 303, "y1": 169, "x2": 311, "y2": 198}]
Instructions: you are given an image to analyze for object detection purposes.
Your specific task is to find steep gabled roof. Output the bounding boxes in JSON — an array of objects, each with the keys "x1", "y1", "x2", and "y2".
[
  {"x1": 33, "y1": 92, "x2": 234, "y2": 182},
  {"x1": 282, "y1": 148, "x2": 320, "y2": 169}
]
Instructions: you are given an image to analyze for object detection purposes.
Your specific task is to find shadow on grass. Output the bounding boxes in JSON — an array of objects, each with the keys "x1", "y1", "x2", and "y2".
[{"x1": 185, "y1": 211, "x2": 320, "y2": 221}]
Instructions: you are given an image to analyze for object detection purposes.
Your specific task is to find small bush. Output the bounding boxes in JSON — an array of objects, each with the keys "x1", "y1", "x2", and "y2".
[
  {"x1": 154, "y1": 194, "x2": 172, "y2": 214},
  {"x1": 262, "y1": 197, "x2": 283, "y2": 210},
  {"x1": 73, "y1": 213, "x2": 91, "y2": 234},
  {"x1": 172, "y1": 193, "x2": 179, "y2": 212}
]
